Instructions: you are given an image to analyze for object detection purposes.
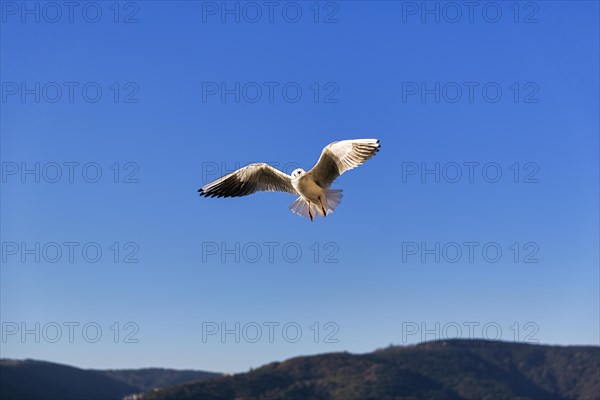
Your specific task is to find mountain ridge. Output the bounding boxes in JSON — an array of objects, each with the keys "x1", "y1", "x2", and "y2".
[
  {"x1": 0, "y1": 359, "x2": 220, "y2": 400},
  {"x1": 141, "y1": 339, "x2": 600, "y2": 400},
  {"x1": 2, "y1": 340, "x2": 598, "y2": 400}
]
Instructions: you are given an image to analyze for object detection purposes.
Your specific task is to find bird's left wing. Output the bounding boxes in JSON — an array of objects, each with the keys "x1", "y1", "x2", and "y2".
[
  {"x1": 306, "y1": 139, "x2": 380, "y2": 188},
  {"x1": 198, "y1": 163, "x2": 297, "y2": 198}
]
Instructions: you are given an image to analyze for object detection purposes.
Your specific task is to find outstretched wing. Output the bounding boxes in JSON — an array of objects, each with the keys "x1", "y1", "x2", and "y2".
[
  {"x1": 306, "y1": 139, "x2": 380, "y2": 188},
  {"x1": 198, "y1": 163, "x2": 297, "y2": 198}
]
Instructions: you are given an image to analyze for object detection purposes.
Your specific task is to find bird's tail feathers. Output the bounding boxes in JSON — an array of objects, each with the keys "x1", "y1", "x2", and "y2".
[
  {"x1": 322, "y1": 188, "x2": 343, "y2": 215},
  {"x1": 289, "y1": 197, "x2": 311, "y2": 219},
  {"x1": 288, "y1": 189, "x2": 344, "y2": 220}
]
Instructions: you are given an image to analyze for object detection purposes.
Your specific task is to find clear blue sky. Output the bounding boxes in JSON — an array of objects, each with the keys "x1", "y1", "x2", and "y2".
[{"x1": 1, "y1": 1, "x2": 598, "y2": 373}]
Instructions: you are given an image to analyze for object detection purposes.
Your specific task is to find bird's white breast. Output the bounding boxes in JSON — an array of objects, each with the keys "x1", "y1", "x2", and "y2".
[{"x1": 292, "y1": 175, "x2": 324, "y2": 203}]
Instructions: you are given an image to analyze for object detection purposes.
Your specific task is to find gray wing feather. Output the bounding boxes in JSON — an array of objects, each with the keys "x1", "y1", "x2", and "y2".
[
  {"x1": 198, "y1": 163, "x2": 297, "y2": 198},
  {"x1": 307, "y1": 139, "x2": 380, "y2": 188}
]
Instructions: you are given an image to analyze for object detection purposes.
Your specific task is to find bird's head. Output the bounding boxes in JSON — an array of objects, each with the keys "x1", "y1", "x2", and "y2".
[{"x1": 291, "y1": 168, "x2": 306, "y2": 179}]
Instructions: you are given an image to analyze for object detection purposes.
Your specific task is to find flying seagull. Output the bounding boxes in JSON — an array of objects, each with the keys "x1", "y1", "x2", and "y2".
[{"x1": 198, "y1": 139, "x2": 381, "y2": 221}]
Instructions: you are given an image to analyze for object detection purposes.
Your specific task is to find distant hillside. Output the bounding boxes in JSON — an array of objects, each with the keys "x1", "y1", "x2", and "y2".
[
  {"x1": 0, "y1": 359, "x2": 137, "y2": 400},
  {"x1": 0, "y1": 359, "x2": 220, "y2": 400},
  {"x1": 97, "y1": 368, "x2": 220, "y2": 392},
  {"x1": 143, "y1": 340, "x2": 600, "y2": 400}
]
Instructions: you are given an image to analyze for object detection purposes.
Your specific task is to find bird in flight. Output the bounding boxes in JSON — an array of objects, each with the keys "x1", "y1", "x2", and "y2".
[{"x1": 198, "y1": 139, "x2": 381, "y2": 221}]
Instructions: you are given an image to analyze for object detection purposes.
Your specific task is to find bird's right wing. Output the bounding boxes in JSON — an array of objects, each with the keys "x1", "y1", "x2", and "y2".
[
  {"x1": 198, "y1": 163, "x2": 297, "y2": 198},
  {"x1": 307, "y1": 139, "x2": 380, "y2": 188}
]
